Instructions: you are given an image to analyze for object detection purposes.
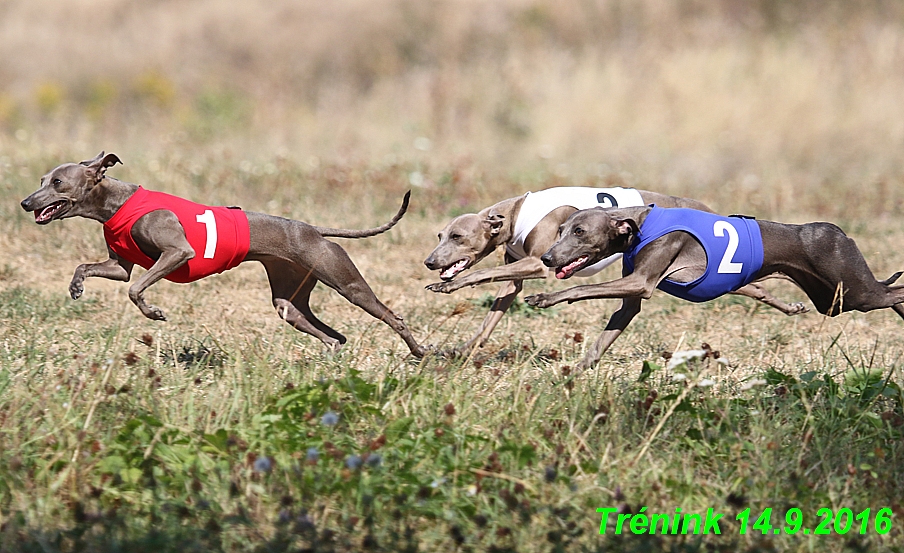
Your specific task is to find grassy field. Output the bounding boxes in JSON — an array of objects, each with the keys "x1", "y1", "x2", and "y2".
[
  {"x1": 2, "y1": 149, "x2": 904, "y2": 552},
  {"x1": 3, "y1": 1, "x2": 904, "y2": 551}
]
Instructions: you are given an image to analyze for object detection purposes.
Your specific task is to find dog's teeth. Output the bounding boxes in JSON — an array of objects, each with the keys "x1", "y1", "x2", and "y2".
[{"x1": 440, "y1": 259, "x2": 467, "y2": 280}]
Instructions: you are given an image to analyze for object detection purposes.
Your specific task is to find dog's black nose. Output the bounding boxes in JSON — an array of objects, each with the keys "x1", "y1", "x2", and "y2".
[
  {"x1": 20, "y1": 198, "x2": 30, "y2": 211},
  {"x1": 540, "y1": 253, "x2": 553, "y2": 266},
  {"x1": 424, "y1": 257, "x2": 437, "y2": 270}
]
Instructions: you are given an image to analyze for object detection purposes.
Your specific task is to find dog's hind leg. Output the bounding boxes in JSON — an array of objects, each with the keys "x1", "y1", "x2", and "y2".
[
  {"x1": 779, "y1": 222, "x2": 904, "y2": 314},
  {"x1": 306, "y1": 240, "x2": 426, "y2": 358},
  {"x1": 731, "y1": 282, "x2": 809, "y2": 315},
  {"x1": 262, "y1": 259, "x2": 347, "y2": 351},
  {"x1": 892, "y1": 303, "x2": 904, "y2": 321},
  {"x1": 286, "y1": 274, "x2": 349, "y2": 345},
  {"x1": 273, "y1": 298, "x2": 345, "y2": 351}
]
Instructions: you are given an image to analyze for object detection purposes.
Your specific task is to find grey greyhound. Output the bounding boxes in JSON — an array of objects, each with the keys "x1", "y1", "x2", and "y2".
[
  {"x1": 524, "y1": 205, "x2": 904, "y2": 369},
  {"x1": 424, "y1": 187, "x2": 806, "y2": 355},
  {"x1": 20, "y1": 152, "x2": 427, "y2": 357}
]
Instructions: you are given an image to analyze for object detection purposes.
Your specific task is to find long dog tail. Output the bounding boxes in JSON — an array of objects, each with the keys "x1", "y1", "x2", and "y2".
[
  {"x1": 312, "y1": 191, "x2": 410, "y2": 238},
  {"x1": 880, "y1": 271, "x2": 903, "y2": 286}
]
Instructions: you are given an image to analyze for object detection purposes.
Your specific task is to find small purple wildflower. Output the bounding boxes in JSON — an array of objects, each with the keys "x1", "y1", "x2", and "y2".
[
  {"x1": 346, "y1": 455, "x2": 363, "y2": 470},
  {"x1": 278, "y1": 509, "x2": 292, "y2": 525},
  {"x1": 321, "y1": 411, "x2": 339, "y2": 427},
  {"x1": 306, "y1": 447, "x2": 320, "y2": 462},
  {"x1": 253, "y1": 455, "x2": 272, "y2": 473},
  {"x1": 366, "y1": 454, "x2": 382, "y2": 468}
]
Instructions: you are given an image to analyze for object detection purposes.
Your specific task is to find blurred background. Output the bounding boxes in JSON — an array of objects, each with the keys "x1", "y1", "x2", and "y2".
[{"x1": 2, "y1": 0, "x2": 904, "y2": 218}]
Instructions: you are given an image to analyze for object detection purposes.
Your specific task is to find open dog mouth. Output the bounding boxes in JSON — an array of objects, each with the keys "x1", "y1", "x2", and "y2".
[
  {"x1": 34, "y1": 200, "x2": 68, "y2": 224},
  {"x1": 439, "y1": 259, "x2": 470, "y2": 281},
  {"x1": 555, "y1": 255, "x2": 589, "y2": 279}
]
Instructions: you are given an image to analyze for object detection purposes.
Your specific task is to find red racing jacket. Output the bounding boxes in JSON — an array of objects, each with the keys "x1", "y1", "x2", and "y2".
[{"x1": 103, "y1": 187, "x2": 250, "y2": 283}]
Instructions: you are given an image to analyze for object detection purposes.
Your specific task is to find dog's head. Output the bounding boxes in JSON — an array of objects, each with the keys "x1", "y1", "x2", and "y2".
[
  {"x1": 424, "y1": 212, "x2": 506, "y2": 281},
  {"x1": 20, "y1": 152, "x2": 122, "y2": 224},
  {"x1": 540, "y1": 208, "x2": 639, "y2": 279}
]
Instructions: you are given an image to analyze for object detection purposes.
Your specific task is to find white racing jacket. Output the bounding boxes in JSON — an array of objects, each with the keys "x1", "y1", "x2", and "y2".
[{"x1": 505, "y1": 187, "x2": 644, "y2": 277}]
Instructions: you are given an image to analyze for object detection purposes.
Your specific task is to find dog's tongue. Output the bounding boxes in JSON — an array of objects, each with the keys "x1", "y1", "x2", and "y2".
[
  {"x1": 440, "y1": 259, "x2": 468, "y2": 280},
  {"x1": 555, "y1": 256, "x2": 588, "y2": 279}
]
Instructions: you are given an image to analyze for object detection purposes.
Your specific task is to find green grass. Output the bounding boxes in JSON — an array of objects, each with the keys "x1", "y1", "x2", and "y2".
[
  {"x1": 4, "y1": 146, "x2": 904, "y2": 550},
  {"x1": 1, "y1": 277, "x2": 903, "y2": 551}
]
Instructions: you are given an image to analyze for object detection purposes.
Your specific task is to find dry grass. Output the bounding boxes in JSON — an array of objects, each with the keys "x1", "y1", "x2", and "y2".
[
  {"x1": 2, "y1": 0, "x2": 904, "y2": 219},
  {"x1": 3, "y1": 150, "x2": 904, "y2": 551}
]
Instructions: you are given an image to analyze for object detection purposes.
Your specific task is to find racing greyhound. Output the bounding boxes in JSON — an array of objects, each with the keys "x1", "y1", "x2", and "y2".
[
  {"x1": 21, "y1": 152, "x2": 427, "y2": 357},
  {"x1": 525, "y1": 205, "x2": 904, "y2": 369}
]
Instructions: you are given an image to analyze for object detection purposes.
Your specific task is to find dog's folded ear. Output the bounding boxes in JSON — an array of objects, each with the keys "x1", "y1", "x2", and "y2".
[
  {"x1": 482, "y1": 213, "x2": 505, "y2": 236},
  {"x1": 609, "y1": 216, "x2": 638, "y2": 237},
  {"x1": 596, "y1": 207, "x2": 639, "y2": 237},
  {"x1": 80, "y1": 151, "x2": 123, "y2": 184}
]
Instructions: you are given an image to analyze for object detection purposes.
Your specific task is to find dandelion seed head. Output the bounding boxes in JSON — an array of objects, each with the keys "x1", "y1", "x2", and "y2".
[
  {"x1": 740, "y1": 378, "x2": 768, "y2": 391},
  {"x1": 413, "y1": 137, "x2": 432, "y2": 151},
  {"x1": 666, "y1": 349, "x2": 707, "y2": 370},
  {"x1": 409, "y1": 171, "x2": 425, "y2": 187}
]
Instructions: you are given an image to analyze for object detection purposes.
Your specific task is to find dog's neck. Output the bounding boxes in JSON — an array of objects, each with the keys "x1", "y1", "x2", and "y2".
[{"x1": 80, "y1": 177, "x2": 140, "y2": 223}]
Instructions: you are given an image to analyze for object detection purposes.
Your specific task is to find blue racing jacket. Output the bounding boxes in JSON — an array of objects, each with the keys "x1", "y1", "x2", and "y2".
[{"x1": 622, "y1": 207, "x2": 764, "y2": 303}]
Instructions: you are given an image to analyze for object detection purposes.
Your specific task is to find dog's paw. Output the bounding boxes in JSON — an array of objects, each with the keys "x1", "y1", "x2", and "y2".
[
  {"x1": 524, "y1": 293, "x2": 555, "y2": 308},
  {"x1": 410, "y1": 344, "x2": 433, "y2": 358},
  {"x1": 69, "y1": 280, "x2": 84, "y2": 300},
  {"x1": 440, "y1": 346, "x2": 468, "y2": 359},
  {"x1": 786, "y1": 302, "x2": 810, "y2": 316},
  {"x1": 425, "y1": 281, "x2": 457, "y2": 294},
  {"x1": 142, "y1": 305, "x2": 167, "y2": 321}
]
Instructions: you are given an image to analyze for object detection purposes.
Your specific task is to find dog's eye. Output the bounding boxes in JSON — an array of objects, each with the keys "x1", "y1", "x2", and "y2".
[
  {"x1": 573, "y1": 227, "x2": 584, "y2": 236},
  {"x1": 52, "y1": 178, "x2": 61, "y2": 185},
  {"x1": 450, "y1": 234, "x2": 462, "y2": 241}
]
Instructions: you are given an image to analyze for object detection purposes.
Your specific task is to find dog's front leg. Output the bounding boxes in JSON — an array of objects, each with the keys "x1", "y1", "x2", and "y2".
[
  {"x1": 128, "y1": 250, "x2": 194, "y2": 320},
  {"x1": 426, "y1": 257, "x2": 548, "y2": 294},
  {"x1": 525, "y1": 274, "x2": 653, "y2": 308},
  {"x1": 127, "y1": 211, "x2": 196, "y2": 321},
  {"x1": 70, "y1": 248, "x2": 133, "y2": 299},
  {"x1": 455, "y1": 279, "x2": 524, "y2": 355},
  {"x1": 577, "y1": 297, "x2": 642, "y2": 370}
]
